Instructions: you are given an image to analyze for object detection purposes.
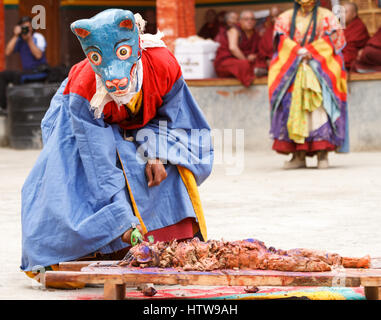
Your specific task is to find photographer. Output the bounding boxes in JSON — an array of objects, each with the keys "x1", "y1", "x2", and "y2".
[{"x1": 0, "y1": 16, "x2": 48, "y2": 113}]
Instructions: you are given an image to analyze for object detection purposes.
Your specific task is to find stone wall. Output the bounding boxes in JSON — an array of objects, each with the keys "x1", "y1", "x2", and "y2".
[
  {"x1": 189, "y1": 79, "x2": 381, "y2": 152},
  {"x1": 1, "y1": 78, "x2": 380, "y2": 152}
]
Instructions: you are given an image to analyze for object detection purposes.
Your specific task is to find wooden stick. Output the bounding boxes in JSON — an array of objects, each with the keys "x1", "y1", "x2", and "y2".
[{"x1": 59, "y1": 261, "x2": 116, "y2": 272}]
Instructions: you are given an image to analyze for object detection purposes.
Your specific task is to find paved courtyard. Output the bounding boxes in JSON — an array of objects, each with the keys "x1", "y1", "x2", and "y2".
[{"x1": 0, "y1": 147, "x2": 380, "y2": 299}]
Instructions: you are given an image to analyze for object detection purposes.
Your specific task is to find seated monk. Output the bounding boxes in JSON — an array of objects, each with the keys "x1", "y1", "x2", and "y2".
[
  {"x1": 354, "y1": 27, "x2": 381, "y2": 73},
  {"x1": 255, "y1": 6, "x2": 281, "y2": 77},
  {"x1": 214, "y1": 10, "x2": 260, "y2": 87},
  {"x1": 342, "y1": 2, "x2": 370, "y2": 70},
  {"x1": 214, "y1": 11, "x2": 239, "y2": 43},
  {"x1": 198, "y1": 9, "x2": 220, "y2": 40}
]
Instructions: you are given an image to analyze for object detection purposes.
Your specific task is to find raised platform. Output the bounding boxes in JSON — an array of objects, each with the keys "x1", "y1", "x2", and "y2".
[
  {"x1": 43, "y1": 258, "x2": 381, "y2": 300},
  {"x1": 186, "y1": 72, "x2": 381, "y2": 152},
  {"x1": 1, "y1": 73, "x2": 381, "y2": 151},
  {"x1": 186, "y1": 72, "x2": 381, "y2": 87}
]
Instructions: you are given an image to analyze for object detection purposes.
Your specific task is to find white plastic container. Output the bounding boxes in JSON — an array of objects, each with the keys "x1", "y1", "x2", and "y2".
[{"x1": 174, "y1": 36, "x2": 220, "y2": 79}]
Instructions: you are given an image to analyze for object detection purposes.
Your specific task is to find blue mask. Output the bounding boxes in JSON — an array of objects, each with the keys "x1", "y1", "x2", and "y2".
[{"x1": 71, "y1": 9, "x2": 141, "y2": 96}]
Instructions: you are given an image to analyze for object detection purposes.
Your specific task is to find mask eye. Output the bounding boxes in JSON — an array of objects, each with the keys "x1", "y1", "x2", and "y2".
[
  {"x1": 116, "y1": 45, "x2": 132, "y2": 60},
  {"x1": 87, "y1": 51, "x2": 102, "y2": 66}
]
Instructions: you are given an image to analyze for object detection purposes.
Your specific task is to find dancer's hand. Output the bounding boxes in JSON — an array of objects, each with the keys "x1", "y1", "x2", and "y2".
[
  {"x1": 298, "y1": 48, "x2": 312, "y2": 61},
  {"x1": 302, "y1": 52, "x2": 312, "y2": 61},
  {"x1": 145, "y1": 158, "x2": 167, "y2": 187},
  {"x1": 121, "y1": 224, "x2": 143, "y2": 244}
]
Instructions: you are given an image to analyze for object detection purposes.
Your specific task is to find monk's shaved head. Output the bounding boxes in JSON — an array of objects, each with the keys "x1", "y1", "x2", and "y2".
[
  {"x1": 225, "y1": 11, "x2": 238, "y2": 26},
  {"x1": 270, "y1": 5, "x2": 281, "y2": 17},
  {"x1": 344, "y1": 2, "x2": 358, "y2": 24},
  {"x1": 344, "y1": 2, "x2": 358, "y2": 14},
  {"x1": 239, "y1": 10, "x2": 256, "y2": 32},
  {"x1": 240, "y1": 10, "x2": 255, "y2": 20}
]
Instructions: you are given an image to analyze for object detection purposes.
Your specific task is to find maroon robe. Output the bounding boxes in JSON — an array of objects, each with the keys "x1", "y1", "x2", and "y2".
[
  {"x1": 198, "y1": 21, "x2": 220, "y2": 40},
  {"x1": 354, "y1": 27, "x2": 381, "y2": 72},
  {"x1": 255, "y1": 23, "x2": 275, "y2": 70},
  {"x1": 214, "y1": 26, "x2": 260, "y2": 87},
  {"x1": 320, "y1": 0, "x2": 332, "y2": 9},
  {"x1": 342, "y1": 17, "x2": 370, "y2": 70}
]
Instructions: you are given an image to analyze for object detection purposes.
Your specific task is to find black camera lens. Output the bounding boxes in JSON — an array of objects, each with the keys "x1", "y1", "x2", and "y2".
[{"x1": 21, "y1": 26, "x2": 29, "y2": 35}]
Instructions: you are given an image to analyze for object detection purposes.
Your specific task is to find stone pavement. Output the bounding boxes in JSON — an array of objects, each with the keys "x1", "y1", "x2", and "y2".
[{"x1": 0, "y1": 148, "x2": 380, "y2": 299}]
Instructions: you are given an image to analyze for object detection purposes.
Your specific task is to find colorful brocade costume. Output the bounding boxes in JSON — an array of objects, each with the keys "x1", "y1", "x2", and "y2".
[
  {"x1": 21, "y1": 10, "x2": 213, "y2": 278},
  {"x1": 268, "y1": 6, "x2": 349, "y2": 155}
]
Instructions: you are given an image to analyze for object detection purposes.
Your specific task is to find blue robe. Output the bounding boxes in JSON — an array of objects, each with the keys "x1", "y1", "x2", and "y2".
[{"x1": 21, "y1": 68, "x2": 213, "y2": 271}]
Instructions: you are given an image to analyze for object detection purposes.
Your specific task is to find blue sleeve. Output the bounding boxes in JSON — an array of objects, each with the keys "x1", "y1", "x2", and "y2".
[
  {"x1": 14, "y1": 37, "x2": 21, "y2": 53},
  {"x1": 133, "y1": 76, "x2": 214, "y2": 185},
  {"x1": 21, "y1": 90, "x2": 140, "y2": 270},
  {"x1": 67, "y1": 93, "x2": 140, "y2": 222},
  {"x1": 41, "y1": 79, "x2": 68, "y2": 144}
]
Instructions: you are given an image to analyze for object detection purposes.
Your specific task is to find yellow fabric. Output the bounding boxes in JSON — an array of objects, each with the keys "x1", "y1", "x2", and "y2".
[
  {"x1": 24, "y1": 265, "x2": 86, "y2": 289},
  {"x1": 287, "y1": 62, "x2": 323, "y2": 144},
  {"x1": 116, "y1": 150, "x2": 148, "y2": 234},
  {"x1": 177, "y1": 166, "x2": 208, "y2": 241},
  {"x1": 268, "y1": 38, "x2": 299, "y2": 89},
  {"x1": 310, "y1": 38, "x2": 347, "y2": 95},
  {"x1": 295, "y1": 8, "x2": 316, "y2": 38},
  {"x1": 116, "y1": 151, "x2": 207, "y2": 240},
  {"x1": 125, "y1": 90, "x2": 143, "y2": 116}
]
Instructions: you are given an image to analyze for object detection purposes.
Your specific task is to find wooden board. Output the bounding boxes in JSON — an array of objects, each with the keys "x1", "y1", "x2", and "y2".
[
  {"x1": 51, "y1": 258, "x2": 381, "y2": 300},
  {"x1": 47, "y1": 266, "x2": 381, "y2": 287},
  {"x1": 58, "y1": 257, "x2": 381, "y2": 272}
]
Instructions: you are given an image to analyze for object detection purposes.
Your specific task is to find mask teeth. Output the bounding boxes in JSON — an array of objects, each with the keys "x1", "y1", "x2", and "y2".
[{"x1": 119, "y1": 65, "x2": 137, "y2": 95}]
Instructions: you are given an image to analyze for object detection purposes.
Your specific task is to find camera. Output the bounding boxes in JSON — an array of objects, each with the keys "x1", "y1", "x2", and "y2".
[{"x1": 21, "y1": 26, "x2": 29, "y2": 35}]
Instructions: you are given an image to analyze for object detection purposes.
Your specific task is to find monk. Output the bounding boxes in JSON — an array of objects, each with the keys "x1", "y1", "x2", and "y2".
[
  {"x1": 342, "y1": 2, "x2": 370, "y2": 71},
  {"x1": 198, "y1": 9, "x2": 220, "y2": 40},
  {"x1": 354, "y1": 27, "x2": 381, "y2": 72},
  {"x1": 255, "y1": 6, "x2": 281, "y2": 77},
  {"x1": 214, "y1": 11, "x2": 239, "y2": 43},
  {"x1": 214, "y1": 10, "x2": 260, "y2": 87},
  {"x1": 269, "y1": 0, "x2": 348, "y2": 169}
]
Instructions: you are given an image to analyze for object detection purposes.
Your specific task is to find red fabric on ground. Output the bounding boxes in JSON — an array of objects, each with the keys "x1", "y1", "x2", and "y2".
[
  {"x1": 342, "y1": 17, "x2": 370, "y2": 70},
  {"x1": 273, "y1": 139, "x2": 337, "y2": 155},
  {"x1": 354, "y1": 27, "x2": 381, "y2": 72},
  {"x1": 144, "y1": 217, "x2": 196, "y2": 243}
]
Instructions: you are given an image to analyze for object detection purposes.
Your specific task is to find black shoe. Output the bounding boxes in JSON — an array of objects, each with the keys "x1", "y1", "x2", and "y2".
[{"x1": 0, "y1": 108, "x2": 7, "y2": 116}]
